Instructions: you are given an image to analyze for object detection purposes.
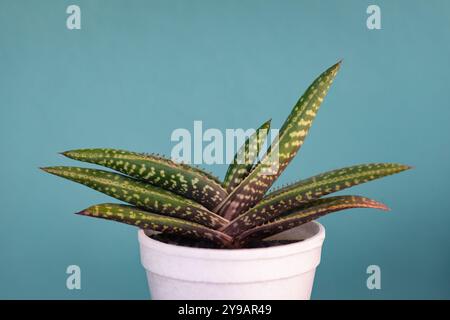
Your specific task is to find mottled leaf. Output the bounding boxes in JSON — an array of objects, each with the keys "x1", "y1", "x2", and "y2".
[
  {"x1": 236, "y1": 196, "x2": 388, "y2": 245},
  {"x1": 218, "y1": 62, "x2": 342, "y2": 220},
  {"x1": 61, "y1": 148, "x2": 227, "y2": 210},
  {"x1": 41, "y1": 166, "x2": 228, "y2": 229},
  {"x1": 78, "y1": 203, "x2": 232, "y2": 246},
  {"x1": 223, "y1": 119, "x2": 271, "y2": 193},
  {"x1": 222, "y1": 163, "x2": 410, "y2": 237}
]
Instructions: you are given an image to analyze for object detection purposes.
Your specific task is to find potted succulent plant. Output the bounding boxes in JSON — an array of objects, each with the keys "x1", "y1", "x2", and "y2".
[{"x1": 42, "y1": 61, "x2": 410, "y2": 300}]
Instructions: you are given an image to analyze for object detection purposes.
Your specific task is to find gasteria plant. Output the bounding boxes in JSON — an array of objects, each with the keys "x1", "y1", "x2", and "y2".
[{"x1": 42, "y1": 61, "x2": 410, "y2": 249}]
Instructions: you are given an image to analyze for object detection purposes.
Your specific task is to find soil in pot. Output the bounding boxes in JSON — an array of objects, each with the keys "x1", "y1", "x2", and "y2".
[{"x1": 148, "y1": 232, "x2": 304, "y2": 249}]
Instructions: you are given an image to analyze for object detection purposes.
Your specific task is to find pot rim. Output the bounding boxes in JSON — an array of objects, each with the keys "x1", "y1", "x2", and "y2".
[{"x1": 138, "y1": 221, "x2": 325, "y2": 261}]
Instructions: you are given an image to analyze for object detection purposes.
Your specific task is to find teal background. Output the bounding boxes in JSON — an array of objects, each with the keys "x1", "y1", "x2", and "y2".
[{"x1": 1, "y1": 0, "x2": 449, "y2": 299}]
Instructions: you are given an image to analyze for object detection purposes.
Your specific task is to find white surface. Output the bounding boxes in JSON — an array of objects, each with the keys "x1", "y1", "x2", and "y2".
[{"x1": 138, "y1": 221, "x2": 325, "y2": 300}]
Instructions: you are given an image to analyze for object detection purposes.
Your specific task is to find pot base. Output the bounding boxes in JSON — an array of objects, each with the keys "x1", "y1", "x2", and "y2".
[{"x1": 146, "y1": 270, "x2": 316, "y2": 300}]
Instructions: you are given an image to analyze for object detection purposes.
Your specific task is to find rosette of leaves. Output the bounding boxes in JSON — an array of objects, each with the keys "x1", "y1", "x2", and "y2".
[{"x1": 42, "y1": 61, "x2": 411, "y2": 248}]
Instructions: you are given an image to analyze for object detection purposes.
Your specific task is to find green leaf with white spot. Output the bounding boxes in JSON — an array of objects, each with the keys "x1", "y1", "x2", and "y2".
[
  {"x1": 41, "y1": 166, "x2": 228, "y2": 229},
  {"x1": 217, "y1": 62, "x2": 342, "y2": 220},
  {"x1": 236, "y1": 195, "x2": 388, "y2": 245},
  {"x1": 61, "y1": 148, "x2": 227, "y2": 210},
  {"x1": 78, "y1": 203, "x2": 232, "y2": 246},
  {"x1": 223, "y1": 119, "x2": 271, "y2": 193},
  {"x1": 222, "y1": 163, "x2": 410, "y2": 237}
]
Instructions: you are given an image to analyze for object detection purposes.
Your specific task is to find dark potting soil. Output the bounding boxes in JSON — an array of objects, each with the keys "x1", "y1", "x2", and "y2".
[{"x1": 148, "y1": 233, "x2": 303, "y2": 249}]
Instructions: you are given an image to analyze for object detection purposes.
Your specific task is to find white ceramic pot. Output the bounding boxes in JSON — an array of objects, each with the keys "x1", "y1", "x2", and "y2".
[{"x1": 138, "y1": 221, "x2": 325, "y2": 300}]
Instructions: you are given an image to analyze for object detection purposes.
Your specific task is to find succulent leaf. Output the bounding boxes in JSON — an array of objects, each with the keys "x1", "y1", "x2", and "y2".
[
  {"x1": 61, "y1": 148, "x2": 227, "y2": 210},
  {"x1": 223, "y1": 119, "x2": 271, "y2": 193},
  {"x1": 222, "y1": 163, "x2": 410, "y2": 237},
  {"x1": 217, "y1": 61, "x2": 342, "y2": 220},
  {"x1": 78, "y1": 203, "x2": 232, "y2": 246},
  {"x1": 41, "y1": 166, "x2": 228, "y2": 229},
  {"x1": 236, "y1": 195, "x2": 388, "y2": 245}
]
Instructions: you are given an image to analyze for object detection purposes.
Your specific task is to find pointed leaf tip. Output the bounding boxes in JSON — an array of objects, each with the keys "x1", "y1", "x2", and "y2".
[
  {"x1": 368, "y1": 200, "x2": 390, "y2": 211},
  {"x1": 222, "y1": 119, "x2": 272, "y2": 193},
  {"x1": 330, "y1": 60, "x2": 342, "y2": 75},
  {"x1": 59, "y1": 150, "x2": 77, "y2": 160},
  {"x1": 389, "y1": 163, "x2": 412, "y2": 173}
]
